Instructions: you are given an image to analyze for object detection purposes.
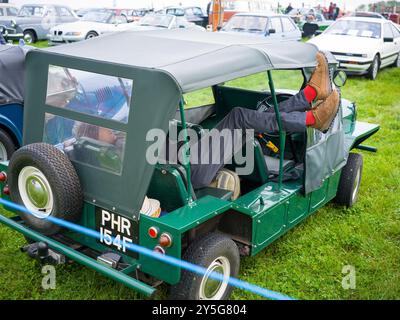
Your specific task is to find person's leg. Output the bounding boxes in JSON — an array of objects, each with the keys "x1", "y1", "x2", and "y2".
[
  {"x1": 267, "y1": 86, "x2": 316, "y2": 113},
  {"x1": 190, "y1": 107, "x2": 306, "y2": 188}
]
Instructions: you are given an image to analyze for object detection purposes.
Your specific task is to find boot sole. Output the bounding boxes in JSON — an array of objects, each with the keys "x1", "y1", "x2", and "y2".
[{"x1": 322, "y1": 90, "x2": 340, "y2": 134}]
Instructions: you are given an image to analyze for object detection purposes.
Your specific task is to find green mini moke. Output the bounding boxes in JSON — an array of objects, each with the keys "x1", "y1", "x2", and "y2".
[{"x1": 0, "y1": 30, "x2": 379, "y2": 300}]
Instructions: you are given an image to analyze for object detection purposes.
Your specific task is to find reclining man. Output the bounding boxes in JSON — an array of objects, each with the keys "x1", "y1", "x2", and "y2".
[{"x1": 189, "y1": 52, "x2": 339, "y2": 194}]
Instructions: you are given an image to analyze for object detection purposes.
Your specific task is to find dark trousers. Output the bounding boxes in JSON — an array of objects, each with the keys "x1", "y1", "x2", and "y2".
[{"x1": 190, "y1": 90, "x2": 310, "y2": 188}]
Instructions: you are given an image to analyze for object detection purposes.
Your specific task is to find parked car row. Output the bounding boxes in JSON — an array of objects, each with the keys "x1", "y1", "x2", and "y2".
[
  {"x1": 0, "y1": 3, "x2": 78, "y2": 43},
  {"x1": 48, "y1": 10, "x2": 205, "y2": 45}
]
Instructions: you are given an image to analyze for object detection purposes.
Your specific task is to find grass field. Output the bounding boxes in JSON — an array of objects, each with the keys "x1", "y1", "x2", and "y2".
[{"x1": 0, "y1": 41, "x2": 399, "y2": 300}]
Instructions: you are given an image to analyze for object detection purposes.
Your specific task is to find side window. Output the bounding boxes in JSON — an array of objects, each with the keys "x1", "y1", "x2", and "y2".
[
  {"x1": 270, "y1": 17, "x2": 283, "y2": 33},
  {"x1": 223, "y1": 70, "x2": 305, "y2": 92},
  {"x1": 58, "y1": 7, "x2": 73, "y2": 17},
  {"x1": 391, "y1": 24, "x2": 400, "y2": 38},
  {"x1": 115, "y1": 15, "x2": 128, "y2": 24},
  {"x1": 281, "y1": 17, "x2": 296, "y2": 32},
  {"x1": 193, "y1": 7, "x2": 203, "y2": 16},
  {"x1": 0, "y1": 9, "x2": 4, "y2": 16},
  {"x1": 46, "y1": 7, "x2": 57, "y2": 17},
  {"x1": 185, "y1": 8, "x2": 194, "y2": 16},
  {"x1": 183, "y1": 87, "x2": 215, "y2": 109},
  {"x1": 383, "y1": 23, "x2": 394, "y2": 39},
  {"x1": 7, "y1": 8, "x2": 18, "y2": 16}
]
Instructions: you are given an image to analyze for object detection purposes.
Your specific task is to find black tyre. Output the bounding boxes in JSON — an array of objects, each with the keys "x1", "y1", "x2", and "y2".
[
  {"x1": 23, "y1": 30, "x2": 36, "y2": 44},
  {"x1": 393, "y1": 52, "x2": 400, "y2": 68},
  {"x1": 85, "y1": 31, "x2": 98, "y2": 40},
  {"x1": 367, "y1": 55, "x2": 379, "y2": 80},
  {"x1": 0, "y1": 128, "x2": 17, "y2": 161},
  {"x1": 334, "y1": 153, "x2": 363, "y2": 208},
  {"x1": 8, "y1": 143, "x2": 83, "y2": 235},
  {"x1": 169, "y1": 232, "x2": 240, "y2": 300}
]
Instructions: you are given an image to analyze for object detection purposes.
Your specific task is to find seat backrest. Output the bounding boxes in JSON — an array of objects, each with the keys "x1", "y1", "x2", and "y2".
[
  {"x1": 230, "y1": 139, "x2": 269, "y2": 185},
  {"x1": 147, "y1": 164, "x2": 193, "y2": 213}
]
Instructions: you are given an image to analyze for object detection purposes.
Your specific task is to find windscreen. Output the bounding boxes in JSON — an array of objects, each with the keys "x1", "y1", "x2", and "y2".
[
  {"x1": 222, "y1": 15, "x2": 268, "y2": 34},
  {"x1": 139, "y1": 14, "x2": 173, "y2": 28},
  {"x1": 325, "y1": 20, "x2": 381, "y2": 38}
]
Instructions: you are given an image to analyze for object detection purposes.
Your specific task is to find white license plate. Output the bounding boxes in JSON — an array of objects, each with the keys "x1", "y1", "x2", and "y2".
[{"x1": 95, "y1": 208, "x2": 137, "y2": 257}]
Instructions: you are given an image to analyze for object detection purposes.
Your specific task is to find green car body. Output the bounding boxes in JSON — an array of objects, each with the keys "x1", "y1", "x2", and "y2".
[{"x1": 0, "y1": 30, "x2": 379, "y2": 299}]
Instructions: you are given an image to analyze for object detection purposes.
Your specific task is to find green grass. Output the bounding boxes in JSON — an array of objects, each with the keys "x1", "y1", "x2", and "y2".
[{"x1": 0, "y1": 48, "x2": 399, "y2": 299}]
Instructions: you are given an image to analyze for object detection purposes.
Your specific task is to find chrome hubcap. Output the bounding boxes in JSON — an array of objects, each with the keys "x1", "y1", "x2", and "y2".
[
  {"x1": 352, "y1": 168, "x2": 361, "y2": 203},
  {"x1": 24, "y1": 33, "x2": 32, "y2": 44},
  {"x1": 199, "y1": 256, "x2": 230, "y2": 300},
  {"x1": 18, "y1": 166, "x2": 54, "y2": 218}
]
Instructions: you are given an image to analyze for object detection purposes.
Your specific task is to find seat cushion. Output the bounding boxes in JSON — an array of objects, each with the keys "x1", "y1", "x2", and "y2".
[{"x1": 264, "y1": 156, "x2": 295, "y2": 174}]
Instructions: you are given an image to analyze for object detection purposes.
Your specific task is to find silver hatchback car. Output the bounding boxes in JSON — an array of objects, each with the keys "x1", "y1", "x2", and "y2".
[{"x1": 220, "y1": 12, "x2": 302, "y2": 41}]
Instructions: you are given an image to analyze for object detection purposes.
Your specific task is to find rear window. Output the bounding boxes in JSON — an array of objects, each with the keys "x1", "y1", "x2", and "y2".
[
  {"x1": 45, "y1": 65, "x2": 132, "y2": 124},
  {"x1": 43, "y1": 114, "x2": 126, "y2": 175}
]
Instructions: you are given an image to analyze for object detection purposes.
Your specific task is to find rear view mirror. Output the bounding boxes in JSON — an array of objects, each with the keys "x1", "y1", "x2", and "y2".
[
  {"x1": 268, "y1": 28, "x2": 276, "y2": 34},
  {"x1": 383, "y1": 37, "x2": 394, "y2": 42},
  {"x1": 333, "y1": 70, "x2": 347, "y2": 87}
]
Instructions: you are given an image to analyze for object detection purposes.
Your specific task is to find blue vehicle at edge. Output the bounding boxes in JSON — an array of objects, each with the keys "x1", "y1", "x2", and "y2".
[{"x1": 0, "y1": 44, "x2": 26, "y2": 161}]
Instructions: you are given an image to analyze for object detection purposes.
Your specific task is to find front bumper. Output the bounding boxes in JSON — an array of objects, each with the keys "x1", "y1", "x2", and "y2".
[
  {"x1": 0, "y1": 212, "x2": 155, "y2": 296},
  {"x1": 47, "y1": 34, "x2": 85, "y2": 46},
  {"x1": 1, "y1": 27, "x2": 23, "y2": 40},
  {"x1": 332, "y1": 54, "x2": 372, "y2": 75}
]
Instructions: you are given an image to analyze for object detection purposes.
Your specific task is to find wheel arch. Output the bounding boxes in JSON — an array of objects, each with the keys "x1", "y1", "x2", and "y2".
[
  {"x1": 0, "y1": 117, "x2": 22, "y2": 148},
  {"x1": 22, "y1": 28, "x2": 37, "y2": 39},
  {"x1": 183, "y1": 208, "x2": 253, "y2": 256}
]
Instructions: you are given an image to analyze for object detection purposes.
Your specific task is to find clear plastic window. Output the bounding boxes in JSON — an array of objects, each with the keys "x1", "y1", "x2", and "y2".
[
  {"x1": 44, "y1": 114, "x2": 126, "y2": 175},
  {"x1": 46, "y1": 65, "x2": 132, "y2": 124}
]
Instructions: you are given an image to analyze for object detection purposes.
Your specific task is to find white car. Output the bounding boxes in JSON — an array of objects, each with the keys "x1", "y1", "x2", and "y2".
[
  {"x1": 123, "y1": 13, "x2": 206, "y2": 31},
  {"x1": 48, "y1": 12, "x2": 204, "y2": 45},
  {"x1": 308, "y1": 17, "x2": 400, "y2": 80},
  {"x1": 48, "y1": 9, "x2": 129, "y2": 45}
]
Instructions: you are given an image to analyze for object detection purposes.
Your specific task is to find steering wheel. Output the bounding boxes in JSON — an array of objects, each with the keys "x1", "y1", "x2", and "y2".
[{"x1": 256, "y1": 93, "x2": 293, "y2": 113}]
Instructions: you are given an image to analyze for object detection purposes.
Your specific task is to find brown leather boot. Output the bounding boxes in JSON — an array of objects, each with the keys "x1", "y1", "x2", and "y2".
[
  {"x1": 308, "y1": 52, "x2": 332, "y2": 100},
  {"x1": 311, "y1": 89, "x2": 339, "y2": 132}
]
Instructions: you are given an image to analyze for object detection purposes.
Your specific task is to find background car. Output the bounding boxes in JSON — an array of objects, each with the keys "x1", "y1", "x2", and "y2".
[
  {"x1": 308, "y1": 17, "x2": 400, "y2": 80},
  {"x1": 125, "y1": 13, "x2": 206, "y2": 31},
  {"x1": 74, "y1": 7, "x2": 101, "y2": 18},
  {"x1": 0, "y1": 3, "x2": 19, "y2": 41},
  {"x1": 165, "y1": 6, "x2": 208, "y2": 28},
  {"x1": 220, "y1": 13, "x2": 301, "y2": 41},
  {"x1": 0, "y1": 4, "x2": 78, "y2": 43},
  {"x1": 48, "y1": 9, "x2": 129, "y2": 45},
  {"x1": 125, "y1": 8, "x2": 150, "y2": 23}
]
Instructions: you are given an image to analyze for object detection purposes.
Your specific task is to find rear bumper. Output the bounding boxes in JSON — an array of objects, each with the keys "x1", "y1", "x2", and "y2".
[{"x1": 0, "y1": 212, "x2": 155, "y2": 297}]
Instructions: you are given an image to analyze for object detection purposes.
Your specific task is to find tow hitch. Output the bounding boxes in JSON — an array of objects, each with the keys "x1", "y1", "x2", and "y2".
[{"x1": 21, "y1": 242, "x2": 67, "y2": 265}]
